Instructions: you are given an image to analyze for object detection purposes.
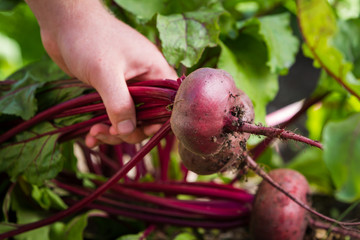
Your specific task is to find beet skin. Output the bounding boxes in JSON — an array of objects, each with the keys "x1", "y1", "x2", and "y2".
[
  {"x1": 171, "y1": 68, "x2": 254, "y2": 174},
  {"x1": 250, "y1": 169, "x2": 310, "y2": 240}
]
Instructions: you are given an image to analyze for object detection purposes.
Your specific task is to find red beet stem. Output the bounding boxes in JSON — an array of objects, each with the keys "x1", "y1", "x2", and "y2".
[
  {"x1": 0, "y1": 121, "x2": 171, "y2": 239},
  {"x1": 225, "y1": 116, "x2": 323, "y2": 149}
]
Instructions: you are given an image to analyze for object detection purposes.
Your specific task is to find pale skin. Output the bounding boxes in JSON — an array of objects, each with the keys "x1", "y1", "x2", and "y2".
[{"x1": 25, "y1": 0, "x2": 178, "y2": 147}]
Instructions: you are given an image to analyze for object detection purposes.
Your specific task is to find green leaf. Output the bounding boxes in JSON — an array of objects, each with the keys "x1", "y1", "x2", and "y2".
[
  {"x1": 256, "y1": 147, "x2": 284, "y2": 169},
  {"x1": 157, "y1": 8, "x2": 222, "y2": 67},
  {"x1": 0, "y1": 59, "x2": 66, "y2": 120},
  {"x1": 323, "y1": 113, "x2": 360, "y2": 202},
  {"x1": 238, "y1": 13, "x2": 299, "y2": 74},
  {"x1": 49, "y1": 211, "x2": 97, "y2": 240},
  {"x1": 287, "y1": 148, "x2": 333, "y2": 194},
  {"x1": 333, "y1": 19, "x2": 360, "y2": 79},
  {"x1": 0, "y1": 78, "x2": 40, "y2": 120},
  {"x1": 306, "y1": 91, "x2": 360, "y2": 140},
  {"x1": 11, "y1": 188, "x2": 50, "y2": 240},
  {"x1": 257, "y1": 13, "x2": 299, "y2": 74},
  {"x1": 297, "y1": 0, "x2": 360, "y2": 99},
  {"x1": 0, "y1": 3, "x2": 45, "y2": 64},
  {"x1": 115, "y1": 0, "x2": 222, "y2": 22},
  {"x1": 61, "y1": 141, "x2": 78, "y2": 171},
  {"x1": 0, "y1": 122, "x2": 64, "y2": 185},
  {"x1": 37, "y1": 86, "x2": 87, "y2": 113},
  {"x1": 174, "y1": 232, "x2": 197, "y2": 240},
  {"x1": 59, "y1": 212, "x2": 89, "y2": 240},
  {"x1": 114, "y1": 0, "x2": 165, "y2": 22},
  {"x1": 168, "y1": 152, "x2": 183, "y2": 181},
  {"x1": 0, "y1": 224, "x2": 15, "y2": 235},
  {"x1": 116, "y1": 233, "x2": 142, "y2": 240},
  {"x1": 331, "y1": 0, "x2": 360, "y2": 20},
  {"x1": 31, "y1": 185, "x2": 67, "y2": 210},
  {"x1": 218, "y1": 39, "x2": 278, "y2": 123},
  {"x1": 312, "y1": 70, "x2": 348, "y2": 96},
  {"x1": 0, "y1": 0, "x2": 22, "y2": 11}
]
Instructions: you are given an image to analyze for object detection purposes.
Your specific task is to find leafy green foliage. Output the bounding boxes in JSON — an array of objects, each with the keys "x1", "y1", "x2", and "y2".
[
  {"x1": 333, "y1": 19, "x2": 360, "y2": 79},
  {"x1": 0, "y1": 59, "x2": 66, "y2": 120},
  {"x1": 287, "y1": 148, "x2": 333, "y2": 194},
  {"x1": 218, "y1": 39, "x2": 278, "y2": 123},
  {"x1": 218, "y1": 12, "x2": 299, "y2": 123},
  {"x1": 115, "y1": 0, "x2": 224, "y2": 67},
  {"x1": 0, "y1": 0, "x2": 21, "y2": 11},
  {"x1": 307, "y1": 91, "x2": 360, "y2": 140},
  {"x1": 298, "y1": 0, "x2": 360, "y2": 99},
  {"x1": 31, "y1": 185, "x2": 67, "y2": 211},
  {"x1": 238, "y1": 13, "x2": 299, "y2": 74},
  {"x1": 0, "y1": 122, "x2": 64, "y2": 185},
  {"x1": 49, "y1": 211, "x2": 95, "y2": 240},
  {"x1": 323, "y1": 113, "x2": 360, "y2": 202},
  {"x1": 173, "y1": 232, "x2": 197, "y2": 240},
  {"x1": 114, "y1": 0, "x2": 165, "y2": 22},
  {"x1": 0, "y1": 3, "x2": 45, "y2": 78},
  {"x1": 157, "y1": 9, "x2": 222, "y2": 67},
  {"x1": 10, "y1": 187, "x2": 51, "y2": 240},
  {"x1": 116, "y1": 233, "x2": 143, "y2": 240},
  {"x1": 331, "y1": 0, "x2": 360, "y2": 20}
]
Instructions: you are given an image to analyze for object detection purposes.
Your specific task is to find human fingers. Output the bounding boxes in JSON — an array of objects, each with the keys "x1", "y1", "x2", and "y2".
[
  {"x1": 109, "y1": 125, "x2": 148, "y2": 144},
  {"x1": 143, "y1": 124, "x2": 163, "y2": 137},
  {"x1": 85, "y1": 124, "x2": 123, "y2": 147},
  {"x1": 85, "y1": 123, "x2": 152, "y2": 147},
  {"x1": 88, "y1": 65, "x2": 138, "y2": 138}
]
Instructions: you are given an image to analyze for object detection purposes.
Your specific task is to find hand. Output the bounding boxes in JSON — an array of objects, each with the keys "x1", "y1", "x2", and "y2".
[{"x1": 26, "y1": 0, "x2": 177, "y2": 147}]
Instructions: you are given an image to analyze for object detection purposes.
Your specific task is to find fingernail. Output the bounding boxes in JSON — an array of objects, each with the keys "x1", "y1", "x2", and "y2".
[{"x1": 117, "y1": 120, "x2": 135, "y2": 135}]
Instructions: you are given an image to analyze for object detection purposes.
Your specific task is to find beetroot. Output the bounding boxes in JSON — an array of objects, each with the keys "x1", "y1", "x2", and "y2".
[
  {"x1": 250, "y1": 169, "x2": 310, "y2": 240},
  {"x1": 171, "y1": 68, "x2": 254, "y2": 174},
  {"x1": 178, "y1": 133, "x2": 245, "y2": 175},
  {"x1": 169, "y1": 68, "x2": 350, "y2": 234}
]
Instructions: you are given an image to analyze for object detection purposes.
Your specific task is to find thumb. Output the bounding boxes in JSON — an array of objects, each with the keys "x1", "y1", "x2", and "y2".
[{"x1": 92, "y1": 71, "x2": 136, "y2": 136}]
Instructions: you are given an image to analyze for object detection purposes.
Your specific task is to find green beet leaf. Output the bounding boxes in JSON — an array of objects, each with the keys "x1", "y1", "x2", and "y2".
[
  {"x1": 258, "y1": 13, "x2": 299, "y2": 74},
  {"x1": 115, "y1": 0, "x2": 221, "y2": 22},
  {"x1": 114, "y1": 0, "x2": 165, "y2": 22},
  {"x1": 49, "y1": 211, "x2": 98, "y2": 240},
  {"x1": 306, "y1": 90, "x2": 360, "y2": 140},
  {"x1": 174, "y1": 232, "x2": 197, "y2": 240},
  {"x1": 31, "y1": 185, "x2": 67, "y2": 211},
  {"x1": 0, "y1": 59, "x2": 66, "y2": 120},
  {"x1": 237, "y1": 13, "x2": 299, "y2": 75},
  {"x1": 0, "y1": 0, "x2": 22, "y2": 11},
  {"x1": 10, "y1": 188, "x2": 51, "y2": 240},
  {"x1": 287, "y1": 148, "x2": 333, "y2": 194},
  {"x1": 157, "y1": 8, "x2": 223, "y2": 67},
  {"x1": 333, "y1": 19, "x2": 360, "y2": 79},
  {"x1": 331, "y1": 0, "x2": 360, "y2": 20},
  {"x1": 0, "y1": 122, "x2": 64, "y2": 185},
  {"x1": 0, "y1": 3, "x2": 45, "y2": 64},
  {"x1": 297, "y1": 0, "x2": 360, "y2": 99},
  {"x1": 116, "y1": 233, "x2": 143, "y2": 240},
  {"x1": 0, "y1": 224, "x2": 16, "y2": 234},
  {"x1": 323, "y1": 113, "x2": 360, "y2": 202},
  {"x1": 218, "y1": 38, "x2": 278, "y2": 123},
  {"x1": 0, "y1": 79, "x2": 40, "y2": 120}
]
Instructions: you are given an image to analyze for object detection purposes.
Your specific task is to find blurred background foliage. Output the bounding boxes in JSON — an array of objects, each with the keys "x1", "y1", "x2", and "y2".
[{"x1": 0, "y1": 0, "x2": 45, "y2": 79}]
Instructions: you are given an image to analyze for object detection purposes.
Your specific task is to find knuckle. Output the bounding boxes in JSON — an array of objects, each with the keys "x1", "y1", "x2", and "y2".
[{"x1": 107, "y1": 101, "x2": 134, "y2": 118}]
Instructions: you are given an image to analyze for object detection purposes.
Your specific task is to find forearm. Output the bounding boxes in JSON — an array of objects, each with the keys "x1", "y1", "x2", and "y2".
[{"x1": 25, "y1": 0, "x2": 108, "y2": 36}]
